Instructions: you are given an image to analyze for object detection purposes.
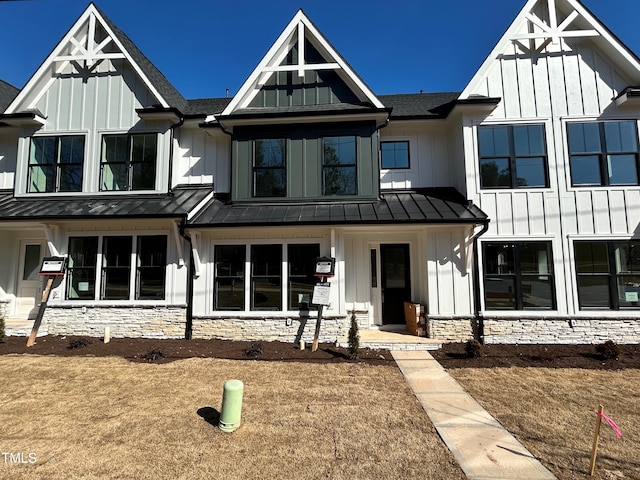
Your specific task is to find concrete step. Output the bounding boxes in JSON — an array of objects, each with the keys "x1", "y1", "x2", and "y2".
[{"x1": 343, "y1": 328, "x2": 442, "y2": 351}]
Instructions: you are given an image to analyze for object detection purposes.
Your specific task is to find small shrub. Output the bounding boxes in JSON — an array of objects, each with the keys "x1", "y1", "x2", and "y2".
[
  {"x1": 0, "y1": 317, "x2": 6, "y2": 343},
  {"x1": 244, "y1": 343, "x2": 263, "y2": 358},
  {"x1": 465, "y1": 339, "x2": 484, "y2": 359},
  {"x1": 142, "y1": 348, "x2": 166, "y2": 361},
  {"x1": 596, "y1": 340, "x2": 621, "y2": 360},
  {"x1": 347, "y1": 312, "x2": 360, "y2": 360},
  {"x1": 530, "y1": 346, "x2": 555, "y2": 362},
  {"x1": 67, "y1": 337, "x2": 92, "y2": 350}
]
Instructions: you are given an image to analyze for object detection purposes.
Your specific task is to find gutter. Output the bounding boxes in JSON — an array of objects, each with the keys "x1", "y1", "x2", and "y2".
[
  {"x1": 178, "y1": 220, "x2": 195, "y2": 340},
  {"x1": 471, "y1": 221, "x2": 490, "y2": 343}
]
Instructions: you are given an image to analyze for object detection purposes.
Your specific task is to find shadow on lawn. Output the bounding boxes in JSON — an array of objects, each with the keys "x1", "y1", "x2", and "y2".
[{"x1": 197, "y1": 407, "x2": 221, "y2": 426}]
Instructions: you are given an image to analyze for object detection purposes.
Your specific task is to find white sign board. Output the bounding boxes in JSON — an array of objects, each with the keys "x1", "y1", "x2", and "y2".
[
  {"x1": 312, "y1": 283, "x2": 331, "y2": 306},
  {"x1": 315, "y1": 261, "x2": 334, "y2": 275},
  {"x1": 40, "y1": 257, "x2": 66, "y2": 275}
]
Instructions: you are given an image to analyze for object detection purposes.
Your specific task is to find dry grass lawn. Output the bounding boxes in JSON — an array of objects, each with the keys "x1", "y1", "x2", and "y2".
[
  {"x1": 0, "y1": 356, "x2": 464, "y2": 480},
  {"x1": 448, "y1": 367, "x2": 640, "y2": 480}
]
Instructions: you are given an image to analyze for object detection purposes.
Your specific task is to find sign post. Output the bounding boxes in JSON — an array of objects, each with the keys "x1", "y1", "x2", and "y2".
[
  {"x1": 27, "y1": 257, "x2": 66, "y2": 347},
  {"x1": 311, "y1": 257, "x2": 335, "y2": 352}
]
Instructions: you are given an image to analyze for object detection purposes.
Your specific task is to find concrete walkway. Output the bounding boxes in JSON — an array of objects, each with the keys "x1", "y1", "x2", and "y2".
[{"x1": 392, "y1": 351, "x2": 556, "y2": 480}]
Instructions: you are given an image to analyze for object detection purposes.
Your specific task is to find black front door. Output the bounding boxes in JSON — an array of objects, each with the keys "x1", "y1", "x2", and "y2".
[{"x1": 381, "y1": 244, "x2": 411, "y2": 324}]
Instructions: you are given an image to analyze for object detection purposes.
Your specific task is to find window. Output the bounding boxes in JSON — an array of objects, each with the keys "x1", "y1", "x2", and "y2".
[
  {"x1": 253, "y1": 139, "x2": 286, "y2": 197},
  {"x1": 136, "y1": 236, "x2": 167, "y2": 300},
  {"x1": 251, "y1": 245, "x2": 282, "y2": 310},
  {"x1": 214, "y1": 245, "x2": 246, "y2": 310},
  {"x1": 288, "y1": 244, "x2": 320, "y2": 310},
  {"x1": 483, "y1": 242, "x2": 555, "y2": 310},
  {"x1": 100, "y1": 133, "x2": 157, "y2": 191},
  {"x1": 67, "y1": 237, "x2": 98, "y2": 299},
  {"x1": 27, "y1": 135, "x2": 84, "y2": 193},
  {"x1": 66, "y1": 235, "x2": 166, "y2": 301},
  {"x1": 323, "y1": 136, "x2": 357, "y2": 195},
  {"x1": 381, "y1": 141, "x2": 409, "y2": 169},
  {"x1": 574, "y1": 241, "x2": 640, "y2": 309},
  {"x1": 478, "y1": 124, "x2": 548, "y2": 188},
  {"x1": 567, "y1": 121, "x2": 639, "y2": 186}
]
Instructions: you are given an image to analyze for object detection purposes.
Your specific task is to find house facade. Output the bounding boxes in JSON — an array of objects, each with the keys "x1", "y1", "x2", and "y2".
[{"x1": 1, "y1": 0, "x2": 639, "y2": 344}]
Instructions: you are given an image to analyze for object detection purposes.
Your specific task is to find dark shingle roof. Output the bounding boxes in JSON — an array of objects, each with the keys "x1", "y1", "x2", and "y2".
[
  {"x1": 188, "y1": 188, "x2": 487, "y2": 227},
  {"x1": 0, "y1": 80, "x2": 19, "y2": 113},
  {"x1": 0, "y1": 185, "x2": 212, "y2": 220},
  {"x1": 93, "y1": 4, "x2": 187, "y2": 112},
  {"x1": 379, "y1": 92, "x2": 461, "y2": 118},
  {"x1": 185, "y1": 98, "x2": 232, "y2": 116}
]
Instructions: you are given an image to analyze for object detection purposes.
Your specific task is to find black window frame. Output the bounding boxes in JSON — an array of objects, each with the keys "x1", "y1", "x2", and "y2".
[
  {"x1": 322, "y1": 135, "x2": 357, "y2": 196},
  {"x1": 574, "y1": 240, "x2": 640, "y2": 310},
  {"x1": 380, "y1": 141, "x2": 410, "y2": 169},
  {"x1": 101, "y1": 236, "x2": 133, "y2": 300},
  {"x1": 567, "y1": 121, "x2": 640, "y2": 187},
  {"x1": 27, "y1": 135, "x2": 85, "y2": 193},
  {"x1": 482, "y1": 241, "x2": 556, "y2": 310},
  {"x1": 214, "y1": 245, "x2": 246, "y2": 311},
  {"x1": 66, "y1": 236, "x2": 99, "y2": 300},
  {"x1": 136, "y1": 235, "x2": 167, "y2": 300},
  {"x1": 478, "y1": 124, "x2": 549, "y2": 189},
  {"x1": 100, "y1": 133, "x2": 158, "y2": 191},
  {"x1": 250, "y1": 244, "x2": 282, "y2": 311},
  {"x1": 287, "y1": 244, "x2": 320, "y2": 311},
  {"x1": 252, "y1": 138, "x2": 287, "y2": 197}
]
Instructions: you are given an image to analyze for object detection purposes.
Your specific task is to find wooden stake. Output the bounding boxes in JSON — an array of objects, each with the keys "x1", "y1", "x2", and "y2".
[
  {"x1": 589, "y1": 404, "x2": 604, "y2": 476},
  {"x1": 26, "y1": 276, "x2": 54, "y2": 347},
  {"x1": 312, "y1": 304, "x2": 323, "y2": 352}
]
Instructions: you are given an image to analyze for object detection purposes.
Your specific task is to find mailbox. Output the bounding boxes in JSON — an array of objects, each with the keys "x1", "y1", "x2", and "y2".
[{"x1": 314, "y1": 257, "x2": 335, "y2": 277}]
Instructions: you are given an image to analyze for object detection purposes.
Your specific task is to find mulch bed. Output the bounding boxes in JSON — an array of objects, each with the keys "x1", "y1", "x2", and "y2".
[
  {"x1": 431, "y1": 342, "x2": 640, "y2": 370},
  {"x1": 0, "y1": 335, "x2": 394, "y2": 365},
  {"x1": 2, "y1": 335, "x2": 639, "y2": 369}
]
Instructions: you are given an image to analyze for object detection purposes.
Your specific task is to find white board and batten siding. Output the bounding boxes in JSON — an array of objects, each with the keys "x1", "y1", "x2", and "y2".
[
  {"x1": 0, "y1": 131, "x2": 18, "y2": 190},
  {"x1": 174, "y1": 127, "x2": 230, "y2": 190}
]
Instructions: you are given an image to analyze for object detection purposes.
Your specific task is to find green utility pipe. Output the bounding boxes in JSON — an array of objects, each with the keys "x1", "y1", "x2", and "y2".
[{"x1": 219, "y1": 379, "x2": 244, "y2": 433}]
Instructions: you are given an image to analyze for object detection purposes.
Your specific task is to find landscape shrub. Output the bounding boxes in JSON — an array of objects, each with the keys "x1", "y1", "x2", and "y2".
[
  {"x1": 596, "y1": 340, "x2": 621, "y2": 360},
  {"x1": 67, "y1": 337, "x2": 92, "y2": 349},
  {"x1": 347, "y1": 312, "x2": 360, "y2": 360},
  {"x1": 244, "y1": 343, "x2": 263, "y2": 358},
  {"x1": 465, "y1": 339, "x2": 484, "y2": 358},
  {"x1": 142, "y1": 348, "x2": 166, "y2": 361},
  {"x1": 0, "y1": 317, "x2": 6, "y2": 343}
]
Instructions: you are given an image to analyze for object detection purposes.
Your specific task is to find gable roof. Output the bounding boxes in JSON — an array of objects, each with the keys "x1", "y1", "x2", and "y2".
[
  {"x1": 461, "y1": 0, "x2": 640, "y2": 98},
  {"x1": 6, "y1": 2, "x2": 186, "y2": 114},
  {"x1": 0, "y1": 80, "x2": 19, "y2": 113},
  {"x1": 221, "y1": 9, "x2": 384, "y2": 117}
]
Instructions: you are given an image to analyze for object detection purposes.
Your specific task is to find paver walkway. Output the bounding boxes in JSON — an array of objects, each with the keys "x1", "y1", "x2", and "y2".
[{"x1": 392, "y1": 350, "x2": 556, "y2": 480}]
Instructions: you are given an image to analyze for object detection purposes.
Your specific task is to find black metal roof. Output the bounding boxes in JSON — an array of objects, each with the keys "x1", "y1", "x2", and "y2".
[
  {"x1": 0, "y1": 185, "x2": 212, "y2": 220},
  {"x1": 187, "y1": 188, "x2": 487, "y2": 228},
  {"x1": 0, "y1": 79, "x2": 19, "y2": 113}
]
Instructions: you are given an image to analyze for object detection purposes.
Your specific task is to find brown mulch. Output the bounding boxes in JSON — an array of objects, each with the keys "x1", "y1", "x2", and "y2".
[
  {"x1": 0, "y1": 335, "x2": 394, "y2": 364},
  {"x1": 432, "y1": 342, "x2": 640, "y2": 370}
]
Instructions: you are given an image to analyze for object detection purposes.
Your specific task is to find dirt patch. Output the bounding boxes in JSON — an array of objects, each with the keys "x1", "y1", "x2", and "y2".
[
  {"x1": 0, "y1": 335, "x2": 394, "y2": 364},
  {"x1": 432, "y1": 342, "x2": 640, "y2": 370}
]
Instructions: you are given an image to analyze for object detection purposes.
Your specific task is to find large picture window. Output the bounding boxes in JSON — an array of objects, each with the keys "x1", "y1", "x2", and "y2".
[
  {"x1": 478, "y1": 124, "x2": 548, "y2": 188},
  {"x1": 214, "y1": 245, "x2": 246, "y2": 310},
  {"x1": 381, "y1": 141, "x2": 409, "y2": 169},
  {"x1": 253, "y1": 139, "x2": 286, "y2": 197},
  {"x1": 567, "y1": 121, "x2": 639, "y2": 186},
  {"x1": 66, "y1": 235, "x2": 166, "y2": 301},
  {"x1": 28, "y1": 135, "x2": 84, "y2": 193},
  {"x1": 288, "y1": 244, "x2": 320, "y2": 310},
  {"x1": 100, "y1": 133, "x2": 157, "y2": 191},
  {"x1": 574, "y1": 241, "x2": 640, "y2": 309},
  {"x1": 483, "y1": 242, "x2": 555, "y2": 310},
  {"x1": 323, "y1": 136, "x2": 357, "y2": 195}
]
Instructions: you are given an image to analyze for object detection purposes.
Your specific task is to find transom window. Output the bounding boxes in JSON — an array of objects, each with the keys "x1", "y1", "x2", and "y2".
[
  {"x1": 323, "y1": 136, "x2": 357, "y2": 195},
  {"x1": 483, "y1": 242, "x2": 555, "y2": 310},
  {"x1": 27, "y1": 135, "x2": 84, "y2": 193},
  {"x1": 66, "y1": 235, "x2": 167, "y2": 301},
  {"x1": 100, "y1": 133, "x2": 157, "y2": 191},
  {"x1": 574, "y1": 241, "x2": 640, "y2": 309},
  {"x1": 381, "y1": 141, "x2": 409, "y2": 169},
  {"x1": 253, "y1": 139, "x2": 286, "y2": 197},
  {"x1": 478, "y1": 124, "x2": 548, "y2": 188},
  {"x1": 567, "y1": 121, "x2": 639, "y2": 186}
]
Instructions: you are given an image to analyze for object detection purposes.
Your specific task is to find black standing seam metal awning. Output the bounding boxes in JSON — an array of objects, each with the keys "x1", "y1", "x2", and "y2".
[
  {"x1": 0, "y1": 185, "x2": 213, "y2": 220},
  {"x1": 186, "y1": 188, "x2": 488, "y2": 228}
]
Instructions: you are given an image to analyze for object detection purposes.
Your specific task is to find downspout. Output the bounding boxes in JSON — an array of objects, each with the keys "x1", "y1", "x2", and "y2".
[
  {"x1": 471, "y1": 221, "x2": 490, "y2": 343},
  {"x1": 178, "y1": 220, "x2": 194, "y2": 340}
]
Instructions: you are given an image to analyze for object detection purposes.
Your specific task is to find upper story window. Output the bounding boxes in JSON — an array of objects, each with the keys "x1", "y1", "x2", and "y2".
[
  {"x1": 381, "y1": 141, "x2": 409, "y2": 169},
  {"x1": 567, "y1": 121, "x2": 639, "y2": 186},
  {"x1": 27, "y1": 135, "x2": 85, "y2": 193},
  {"x1": 253, "y1": 139, "x2": 286, "y2": 197},
  {"x1": 574, "y1": 241, "x2": 640, "y2": 309},
  {"x1": 100, "y1": 133, "x2": 157, "y2": 191},
  {"x1": 323, "y1": 136, "x2": 357, "y2": 195},
  {"x1": 478, "y1": 124, "x2": 548, "y2": 189},
  {"x1": 483, "y1": 241, "x2": 555, "y2": 310}
]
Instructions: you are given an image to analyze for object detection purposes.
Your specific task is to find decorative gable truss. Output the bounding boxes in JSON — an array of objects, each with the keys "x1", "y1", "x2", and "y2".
[{"x1": 221, "y1": 9, "x2": 385, "y2": 116}]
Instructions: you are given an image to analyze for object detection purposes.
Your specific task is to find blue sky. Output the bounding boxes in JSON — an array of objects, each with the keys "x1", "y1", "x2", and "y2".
[{"x1": 1, "y1": 0, "x2": 639, "y2": 99}]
